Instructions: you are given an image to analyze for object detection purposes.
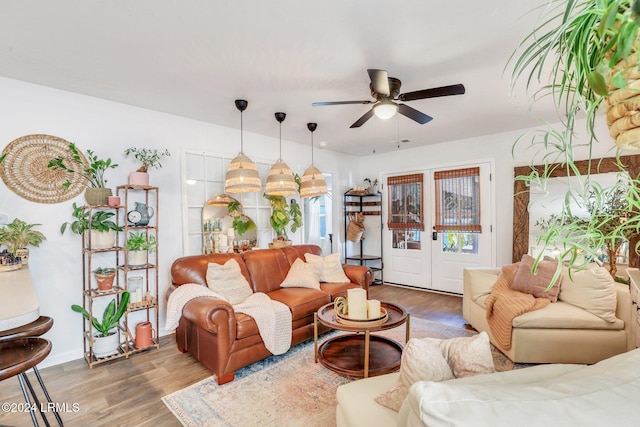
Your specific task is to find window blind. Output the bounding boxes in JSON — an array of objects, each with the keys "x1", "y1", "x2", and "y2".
[
  {"x1": 387, "y1": 173, "x2": 424, "y2": 231},
  {"x1": 434, "y1": 167, "x2": 481, "y2": 232}
]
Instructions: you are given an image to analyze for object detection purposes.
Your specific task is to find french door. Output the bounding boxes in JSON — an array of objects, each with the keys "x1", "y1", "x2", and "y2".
[{"x1": 383, "y1": 161, "x2": 494, "y2": 294}]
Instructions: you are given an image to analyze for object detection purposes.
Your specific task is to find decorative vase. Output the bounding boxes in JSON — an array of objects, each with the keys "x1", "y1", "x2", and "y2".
[
  {"x1": 127, "y1": 250, "x2": 148, "y2": 266},
  {"x1": 15, "y1": 248, "x2": 29, "y2": 266},
  {"x1": 95, "y1": 272, "x2": 116, "y2": 291},
  {"x1": 85, "y1": 187, "x2": 112, "y2": 206},
  {"x1": 129, "y1": 172, "x2": 150, "y2": 186},
  {"x1": 92, "y1": 331, "x2": 120, "y2": 358},
  {"x1": 88, "y1": 230, "x2": 116, "y2": 250}
]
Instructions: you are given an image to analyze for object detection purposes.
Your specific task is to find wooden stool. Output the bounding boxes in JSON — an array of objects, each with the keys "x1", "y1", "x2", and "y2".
[
  {"x1": 0, "y1": 316, "x2": 53, "y2": 341},
  {"x1": 0, "y1": 337, "x2": 64, "y2": 426}
]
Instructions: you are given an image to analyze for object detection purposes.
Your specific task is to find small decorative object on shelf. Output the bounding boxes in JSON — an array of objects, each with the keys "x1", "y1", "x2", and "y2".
[{"x1": 124, "y1": 147, "x2": 170, "y2": 186}]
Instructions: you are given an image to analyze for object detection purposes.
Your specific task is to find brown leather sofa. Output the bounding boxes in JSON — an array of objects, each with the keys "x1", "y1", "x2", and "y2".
[{"x1": 169, "y1": 244, "x2": 373, "y2": 384}]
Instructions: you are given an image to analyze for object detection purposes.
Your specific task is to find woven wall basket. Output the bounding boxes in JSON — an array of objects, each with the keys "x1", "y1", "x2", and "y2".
[
  {"x1": 606, "y1": 54, "x2": 640, "y2": 150},
  {"x1": 0, "y1": 134, "x2": 88, "y2": 203}
]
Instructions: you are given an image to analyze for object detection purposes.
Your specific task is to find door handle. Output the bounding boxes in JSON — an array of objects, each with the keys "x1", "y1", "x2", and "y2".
[{"x1": 432, "y1": 231, "x2": 438, "y2": 241}]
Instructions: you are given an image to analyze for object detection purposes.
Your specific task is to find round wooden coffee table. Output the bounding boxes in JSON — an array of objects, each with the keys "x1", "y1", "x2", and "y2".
[{"x1": 314, "y1": 301, "x2": 409, "y2": 378}]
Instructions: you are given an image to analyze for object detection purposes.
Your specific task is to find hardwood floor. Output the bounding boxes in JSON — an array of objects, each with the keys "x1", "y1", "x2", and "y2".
[{"x1": 0, "y1": 285, "x2": 465, "y2": 427}]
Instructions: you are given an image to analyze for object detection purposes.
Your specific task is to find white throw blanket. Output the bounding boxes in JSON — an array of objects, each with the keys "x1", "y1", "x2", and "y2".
[{"x1": 164, "y1": 284, "x2": 292, "y2": 355}]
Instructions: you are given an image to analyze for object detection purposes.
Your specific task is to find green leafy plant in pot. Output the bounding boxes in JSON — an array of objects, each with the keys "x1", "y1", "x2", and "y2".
[
  {"x1": 61, "y1": 202, "x2": 123, "y2": 249},
  {"x1": 0, "y1": 218, "x2": 46, "y2": 265},
  {"x1": 227, "y1": 199, "x2": 257, "y2": 237},
  {"x1": 48, "y1": 142, "x2": 118, "y2": 205},
  {"x1": 125, "y1": 231, "x2": 158, "y2": 266},
  {"x1": 263, "y1": 194, "x2": 302, "y2": 246},
  {"x1": 71, "y1": 291, "x2": 130, "y2": 358},
  {"x1": 94, "y1": 267, "x2": 117, "y2": 291},
  {"x1": 124, "y1": 147, "x2": 170, "y2": 186}
]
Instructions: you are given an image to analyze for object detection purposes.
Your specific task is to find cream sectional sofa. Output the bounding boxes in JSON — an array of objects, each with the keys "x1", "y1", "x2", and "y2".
[
  {"x1": 336, "y1": 348, "x2": 640, "y2": 426},
  {"x1": 462, "y1": 266, "x2": 633, "y2": 364}
]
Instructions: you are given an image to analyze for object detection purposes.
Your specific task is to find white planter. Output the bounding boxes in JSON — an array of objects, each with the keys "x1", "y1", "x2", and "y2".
[
  {"x1": 92, "y1": 331, "x2": 120, "y2": 358},
  {"x1": 127, "y1": 250, "x2": 148, "y2": 266},
  {"x1": 88, "y1": 230, "x2": 116, "y2": 250}
]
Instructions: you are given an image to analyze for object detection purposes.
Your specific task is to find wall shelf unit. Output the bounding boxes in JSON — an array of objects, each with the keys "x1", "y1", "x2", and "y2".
[{"x1": 343, "y1": 191, "x2": 383, "y2": 285}]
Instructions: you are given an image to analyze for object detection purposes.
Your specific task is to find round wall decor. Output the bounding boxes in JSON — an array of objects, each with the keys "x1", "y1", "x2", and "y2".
[{"x1": 0, "y1": 134, "x2": 88, "y2": 204}]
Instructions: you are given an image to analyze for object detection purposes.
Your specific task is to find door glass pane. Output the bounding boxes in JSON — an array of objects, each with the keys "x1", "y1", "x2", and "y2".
[
  {"x1": 392, "y1": 230, "x2": 422, "y2": 250},
  {"x1": 442, "y1": 232, "x2": 478, "y2": 254}
]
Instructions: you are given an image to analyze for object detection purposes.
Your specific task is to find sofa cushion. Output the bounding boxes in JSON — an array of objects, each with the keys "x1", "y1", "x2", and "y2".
[
  {"x1": 512, "y1": 300, "x2": 624, "y2": 330},
  {"x1": 280, "y1": 258, "x2": 322, "y2": 289},
  {"x1": 266, "y1": 288, "x2": 330, "y2": 321},
  {"x1": 511, "y1": 254, "x2": 561, "y2": 302},
  {"x1": 205, "y1": 259, "x2": 253, "y2": 304},
  {"x1": 467, "y1": 269, "x2": 499, "y2": 303},
  {"x1": 304, "y1": 252, "x2": 350, "y2": 283},
  {"x1": 400, "y1": 349, "x2": 640, "y2": 427},
  {"x1": 559, "y1": 265, "x2": 618, "y2": 322},
  {"x1": 439, "y1": 331, "x2": 495, "y2": 378}
]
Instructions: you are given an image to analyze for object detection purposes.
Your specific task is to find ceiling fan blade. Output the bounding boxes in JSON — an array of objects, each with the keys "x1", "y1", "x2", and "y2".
[
  {"x1": 312, "y1": 100, "x2": 373, "y2": 106},
  {"x1": 398, "y1": 84, "x2": 465, "y2": 102},
  {"x1": 398, "y1": 103, "x2": 433, "y2": 124},
  {"x1": 350, "y1": 109, "x2": 375, "y2": 128},
  {"x1": 367, "y1": 69, "x2": 390, "y2": 96}
]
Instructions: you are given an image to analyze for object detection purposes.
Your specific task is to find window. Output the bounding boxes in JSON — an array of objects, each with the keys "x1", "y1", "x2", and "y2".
[
  {"x1": 388, "y1": 174, "x2": 424, "y2": 251},
  {"x1": 434, "y1": 167, "x2": 481, "y2": 233}
]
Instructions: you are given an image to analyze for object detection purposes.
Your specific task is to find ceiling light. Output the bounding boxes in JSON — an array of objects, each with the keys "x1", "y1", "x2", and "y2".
[
  {"x1": 225, "y1": 99, "x2": 261, "y2": 193},
  {"x1": 265, "y1": 112, "x2": 296, "y2": 196},
  {"x1": 205, "y1": 193, "x2": 237, "y2": 207},
  {"x1": 374, "y1": 101, "x2": 398, "y2": 120},
  {"x1": 300, "y1": 122, "x2": 328, "y2": 198}
]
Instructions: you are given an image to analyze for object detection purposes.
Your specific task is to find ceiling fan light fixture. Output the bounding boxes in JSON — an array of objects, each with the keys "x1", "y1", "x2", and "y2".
[
  {"x1": 300, "y1": 122, "x2": 328, "y2": 198},
  {"x1": 225, "y1": 99, "x2": 262, "y2": 193},
  {"x1": 374, "y1": 101, "x2": 398, "y2": 120},
  {"x1": 265, "y1": 112, "x2": 297, "y2": 196}
]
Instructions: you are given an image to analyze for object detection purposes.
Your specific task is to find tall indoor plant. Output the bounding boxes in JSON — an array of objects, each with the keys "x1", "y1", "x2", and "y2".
[
  {"x1": 263, "y1": 194, "x2": 302, "y2": 246},
  {"x1": 509, "y1": 0, "x2": 640, "y2": 275},
  {"x1": 48, "y1": 142, "x2": 118, "y2": 205}
]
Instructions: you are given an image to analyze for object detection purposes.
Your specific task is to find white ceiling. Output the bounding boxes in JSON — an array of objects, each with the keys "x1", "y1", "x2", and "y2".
[{"x1": 0, "y1": 0, "x2": 556, "y2": 156}]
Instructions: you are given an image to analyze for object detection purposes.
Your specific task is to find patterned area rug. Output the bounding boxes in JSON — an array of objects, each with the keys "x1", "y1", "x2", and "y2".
[{"x1": 162, "y1": 318, "x2": 514, "y2": 427}]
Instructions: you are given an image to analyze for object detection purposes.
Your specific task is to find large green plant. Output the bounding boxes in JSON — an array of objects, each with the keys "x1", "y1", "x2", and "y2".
[
  {"x1": 125, "y1": 231, "x2": 158, "y2": 252},
  {"x1": 0, "y1": 218, "x2": 46, "y2": 255},
  {"x1": 48, "y1": 143, "x2": 118, "y2": 188},
  {"x1": 510, "y1": 0, "x2": 640, "y2": 279},
  {"x1": 263, "y1": 194, "x2": 302, "y2": 240},
  {"x1": 71, "y1": 291, "x2": 130, "y2": 337},
  {"x1": 61, "y1": 202, "x2": 123, "y2": 235},
  {"x1": 227, "y1": 200, "x2": 257, "y2": 236}
]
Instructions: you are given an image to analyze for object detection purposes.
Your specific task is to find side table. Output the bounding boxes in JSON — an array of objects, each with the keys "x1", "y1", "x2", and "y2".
[{"x1": 314, "y1": 301, "x2": 409, "y2": 378}]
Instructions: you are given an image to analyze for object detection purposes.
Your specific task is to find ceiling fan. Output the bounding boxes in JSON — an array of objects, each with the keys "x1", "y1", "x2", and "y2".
[{"x1": 312, "y1": 69, "x2": 465, "y2": 128}]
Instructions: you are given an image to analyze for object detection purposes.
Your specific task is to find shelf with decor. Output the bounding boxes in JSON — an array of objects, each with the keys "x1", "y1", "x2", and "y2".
[
  {"x1": 343, "y1": 190, "x2": 383, "y2": 285},
  {"x1": 116, "y1": 184, "x2": 160, "y2": 356}
]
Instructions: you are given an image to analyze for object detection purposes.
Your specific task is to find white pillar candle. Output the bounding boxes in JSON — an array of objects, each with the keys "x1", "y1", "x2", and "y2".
[
  {"x1": 347, "y1": 288, "x2": 367, "y2": 320},
  {"x1": 367, "y1": 299, "x2": 381, "y2": 319}
]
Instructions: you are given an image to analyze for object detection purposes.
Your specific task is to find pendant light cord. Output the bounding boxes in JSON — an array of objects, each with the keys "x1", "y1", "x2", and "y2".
[
  {"x1": 311, "y1": 131, "x2": 314, "y2": 165},
  {"x1": 279, "y1": 121, "x2": 282, "y2": 160},
  {"x1": 240, "y1": 110, "x2": 244, "y2": 153}
]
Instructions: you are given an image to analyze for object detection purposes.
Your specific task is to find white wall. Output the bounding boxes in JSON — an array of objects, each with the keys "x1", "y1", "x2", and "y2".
[
  {"x1": 0, "y1": 75, "x2": 623, "y2": 368},
  {"x1": 0, "y1": 76, "x2": 358, "y2": 367}
]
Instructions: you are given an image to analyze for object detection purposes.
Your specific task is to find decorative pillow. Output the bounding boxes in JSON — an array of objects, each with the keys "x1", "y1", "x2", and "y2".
[
  {"x1": 280, "y1": 258, "x2": 322, "y2": 289},
  {"x1": 304, "y1": 252, "x2": 350, "y2": 283},
  {"x1": 511, "y1": 254, "x2": 562, "y2": 302},
  {"x1": 205, "y1": 259, "x2": 253, "y2": 305},
  {"x1": 374, "y1": 337, "x2": 453, "y2": 412},
  {"x1": 439, "y1": 331, "x2": 495, "y2": 378},
  {"x1": 559, "y1": 264, "x2": 618, "y2": 322}
]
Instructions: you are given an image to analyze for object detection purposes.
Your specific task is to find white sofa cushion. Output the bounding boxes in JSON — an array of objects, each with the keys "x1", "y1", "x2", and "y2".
[
  {"x1": 399, "y1": 349, "x2": 640, "y2": 427},
  {"x1": 512, "y1": 300, "x2": 623, "y2": 330},
  {"x1": 559, "y1": 265, "x2": 618, "y2": 322}
]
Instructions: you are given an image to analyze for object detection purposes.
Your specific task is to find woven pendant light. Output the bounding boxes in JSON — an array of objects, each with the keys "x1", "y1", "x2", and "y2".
[
  {"x1": 205, "y1": 193, "x2": 237, "y2": 207},
  {"x1": 300, "y1": 122, "x2": 328, "y2": 198},
  {"x1": 265, "y1": 112, "x2": 296, "y2": 196},
  {"x1": 225, "y1": 99, "x2": 262, "y2": 193}
]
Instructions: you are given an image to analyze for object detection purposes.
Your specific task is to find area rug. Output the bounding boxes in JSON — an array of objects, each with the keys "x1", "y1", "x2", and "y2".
[{"x1": 162, "y1": 318, "x2": 514, "y2": 427}]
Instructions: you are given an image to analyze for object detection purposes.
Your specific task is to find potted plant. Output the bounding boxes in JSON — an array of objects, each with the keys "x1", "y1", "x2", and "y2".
[
  {"x1": 71, "y1": 291, "x2": 130, "y2": 358},
  {"x1": 0, "y1": 218, "x2": 46, "y2": 265},
  {"x1": 61, "y1": 202, "x2": 123, "y2": 249},
  {"x1": 227, "y1": 199, "x2": 257, "y2": 237},
  {"x1": 263, "y1": 194, "x2": 303, "y2": 247},
  {"x1": 364, "y1": 178, "x2": 379, "y2": 195},
  {"x1": 123, "y1": 147, "x2": 170, "y2": 186},
  {"x1": 94, "y1": 267, "x2": 117, "y2": 291},
  {"x1": 125, "y1": 231, "x2": 157, "y2": 266},
  {"x1": 48, "y1": 142, "x2": 119, "y2": 205}
]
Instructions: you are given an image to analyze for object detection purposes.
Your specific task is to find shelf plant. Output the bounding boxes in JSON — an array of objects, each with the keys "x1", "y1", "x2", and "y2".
[
  {"x1": 124, "y1": 147, "x2": 171, "y2": 172},
  {"x1": 61, "y1": 203, "x2": 123, "y2": 250},
  {"x1": 94, "y1": 267, "x2": 117, "y2": 291},
  {"x1": 126, "y1": 231, "x2": 157, "y2": 266},
  {"x1": 71, "y1": 291, "x2": 130, "y2": 337}
]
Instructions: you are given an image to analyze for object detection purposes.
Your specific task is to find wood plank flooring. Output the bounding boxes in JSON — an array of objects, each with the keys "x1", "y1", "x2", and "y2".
[{"x1": 0, "y1": 284, "x2": 465, "y2": 427}]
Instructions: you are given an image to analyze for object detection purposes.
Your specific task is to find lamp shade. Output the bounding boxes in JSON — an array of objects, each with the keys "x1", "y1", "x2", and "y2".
[
  {"x1": 266, "y1": 160, "x2": 297, "y2": 196},
  {"x1": 300, "y1": 165, "x2": 327, "y2": 198},
  {"x1": 225, "y1": 152, "x2": 262, "y2": 193},
  {"x1": 374, "y1": 102, "x2": 398, "y2": 119},
  {"x1": 205, "y1": 193, "x2": 237, "y2": 207}
]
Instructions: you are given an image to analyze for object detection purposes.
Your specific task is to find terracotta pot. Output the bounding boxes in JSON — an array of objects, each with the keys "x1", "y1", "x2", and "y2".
[
  {"x1": 85, "y1": 187, "x2": 112, "y2": 206},
  {"x1": 95, "y1": 272, "x2": 116, "y2": 291}
]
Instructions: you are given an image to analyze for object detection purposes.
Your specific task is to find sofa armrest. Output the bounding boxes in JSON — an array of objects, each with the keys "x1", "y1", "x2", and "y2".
[
  {"x1": 614, "y1": 282, "x2": 633, "y2": 350},
  {"x1": 342, "y1": 264, "x2": 372, "y2": 292},
  {"x1": 182, "y1": 297, "x2": 237, "y2": 347}
]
